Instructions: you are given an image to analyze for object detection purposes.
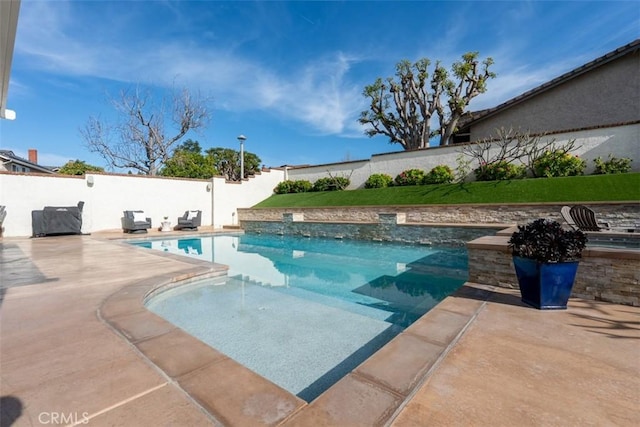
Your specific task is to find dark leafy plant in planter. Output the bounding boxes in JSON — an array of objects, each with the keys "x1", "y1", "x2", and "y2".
[{"x1": 508, "y1": 219, "x2": 587, "y2": 309}]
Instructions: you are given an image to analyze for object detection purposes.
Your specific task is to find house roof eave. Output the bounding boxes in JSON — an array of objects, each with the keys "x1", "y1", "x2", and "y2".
[
  {"x1": 0, "y1": 0, "x2": 20, "y2": 120},
  {"x1": 0, "y1": 152, "x2": 56, "y2": 174},
  {"x1": 462, "y1": 39, "x2": 640, "y2": 129}
]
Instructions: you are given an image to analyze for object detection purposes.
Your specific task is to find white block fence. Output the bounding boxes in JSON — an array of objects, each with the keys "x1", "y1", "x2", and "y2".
[{"x1": 0, "y1": 169, "x2": 285, "y2": 237}]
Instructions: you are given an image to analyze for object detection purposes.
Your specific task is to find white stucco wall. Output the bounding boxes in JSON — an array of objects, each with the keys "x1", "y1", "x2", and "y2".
[
  {"x1": 211, "y1": 169, "x2": 285, "y2": 229},
  {"x1": 289, "y1": 124, "x2": 640, "y2": 188},
  {"x1": 0, "y1": 169, "x2": 285, "y2": 237}
]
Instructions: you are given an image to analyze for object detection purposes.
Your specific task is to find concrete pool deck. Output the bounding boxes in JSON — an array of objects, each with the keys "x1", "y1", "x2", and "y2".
[{"x1": 1, "y1": 230, "x2": 638, "y2": 426}]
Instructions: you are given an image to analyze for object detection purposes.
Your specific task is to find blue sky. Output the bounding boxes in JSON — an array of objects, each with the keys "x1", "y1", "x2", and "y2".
[{"x1": 1, "y1": 1, "x2": 638, "y2": 170}]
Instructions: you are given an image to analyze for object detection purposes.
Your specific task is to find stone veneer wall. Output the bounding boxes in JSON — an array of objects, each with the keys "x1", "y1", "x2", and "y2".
[
  {"x1": 239, "y1": 202, "x2": 639, "y2": 227},
  {"x1": 241, "y1": 212, "x2": 501, "y2": 245},
  {"x1": 467, "y1": 236, "x2": 640, "y2": 306}
]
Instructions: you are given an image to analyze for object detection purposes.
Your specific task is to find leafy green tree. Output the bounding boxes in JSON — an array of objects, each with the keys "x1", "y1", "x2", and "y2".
[
  {"x1": 359, "y1": 52, "x2": 495, "y2": 148},
  {"x1": 58, "y1": 160, "x2": 104, "y2": 175},
  {"x1": 206, "y1": 147, "x2": 261, "y2": 181},
  {"x1": 160, "y1": 140, "x2": 216, "y2": 179},
  {"x1": 160, "y1": 140, "x2": 261, "y2": 181}
]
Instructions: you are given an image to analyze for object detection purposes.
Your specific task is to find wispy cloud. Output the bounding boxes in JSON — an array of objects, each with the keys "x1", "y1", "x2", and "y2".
[
  {"x1": 13, "y1": 0, "x2": 638, "y2": 144},
  {"x1": 14, "y1": 1, "x2": 365, "y2": 138}
]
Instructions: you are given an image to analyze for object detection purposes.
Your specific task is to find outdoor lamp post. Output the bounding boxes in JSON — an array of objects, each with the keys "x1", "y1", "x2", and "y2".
[{"x1": 237, "y1": 134, "x2": 246, "y2": 180}]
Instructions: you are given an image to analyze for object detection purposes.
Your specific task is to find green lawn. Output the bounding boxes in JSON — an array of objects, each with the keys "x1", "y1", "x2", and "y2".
[{"x1": 254, "y1": 173, "x2": 640, "y2": 208}]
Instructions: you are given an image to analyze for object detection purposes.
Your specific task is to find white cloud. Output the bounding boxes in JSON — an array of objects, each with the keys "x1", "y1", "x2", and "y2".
[
  {"x1": 14, "y1": 1, "x2": 367, "y2": 139},
  {"x1": 14, "y1": 0, "x2": 635, "y2": 144}
]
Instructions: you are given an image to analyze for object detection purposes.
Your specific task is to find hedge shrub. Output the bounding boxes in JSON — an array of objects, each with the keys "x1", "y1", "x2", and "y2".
[
  {"x1": 475, "y1": 161, "x2": 526, "y2": 181},
  {"x1": 394, "y1": 169, "x2": 425, "y2": 186},
  {"x1": 312, "y1": 176, "x2": 350, "y2": 191},
  {"x1": 273, "y1": 179, "x2": 312, "y2": 194},
  {"x1": 533, "y1": 150, "x2": 586, "y2": 177},
  {"x1": 365, "y1": 173, "x2": 393, "y2": 189},
  {"x1": 593, "y1": 154, "x2": 632, "y2": 174},
  {"x1": 423, "y1": 165, "x2": 454, "y2": 185}
]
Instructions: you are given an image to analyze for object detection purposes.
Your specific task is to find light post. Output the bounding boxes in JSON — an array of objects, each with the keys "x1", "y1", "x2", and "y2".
[{"x1": 237, "y1": 134, "x2": 246, "y2": 180}]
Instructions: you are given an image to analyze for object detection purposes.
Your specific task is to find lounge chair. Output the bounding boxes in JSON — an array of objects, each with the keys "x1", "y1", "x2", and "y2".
[
  {"x1": 176, "y1": 210, "x2": 201, "y2": 231},
  {"x1": 561, "y1": 206, "x2": 578, "y2": 230},
  {"x1": 122, "y1": 210, "x2": 152, "y2": 233},
  {"x1": 569, "y1": 205, "x2": 609, "y2": 232}
]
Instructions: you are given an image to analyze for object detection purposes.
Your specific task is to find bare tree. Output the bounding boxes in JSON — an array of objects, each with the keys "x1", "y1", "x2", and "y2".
[
  {"x1": 434, "y1": 53, "x2": 495, "y2": 146},
  {"x1": 359, "y1": 52, "x2": 495, "y2": 149},
  {"x1": 80, "y1": 86, "x2": 211, "y2": 175}
]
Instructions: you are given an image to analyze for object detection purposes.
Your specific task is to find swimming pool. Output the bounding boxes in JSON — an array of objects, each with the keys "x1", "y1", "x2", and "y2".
[{"x1": 133, "y1": 234, "x2": 468, "y2": 401}]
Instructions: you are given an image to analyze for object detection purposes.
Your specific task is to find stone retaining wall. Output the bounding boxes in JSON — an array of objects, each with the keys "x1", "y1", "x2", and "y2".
[
  {"x1": 239, "y1": 202, "x2": 639, "y2": 227},
  {"x1": 241, "y1": 213, "x2": 501, "y2": 245},
  {"x1": 467, "y1": 236, "x2": 640, "y2": 306}
]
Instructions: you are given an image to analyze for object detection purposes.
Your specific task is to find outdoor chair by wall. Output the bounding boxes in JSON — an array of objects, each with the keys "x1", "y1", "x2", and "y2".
[
  {"x1": 122, "y1": 210, "x2": 152, "y2": 233},
  {"x1": 561, "y1": 206, "x2": 578, "y2": 230},
  {"x1": 569, "y1": 205, "x2": 610, "y2": 232},
  {"x1": 176, "y1": 210, "x2": 201, "y2": 231}
]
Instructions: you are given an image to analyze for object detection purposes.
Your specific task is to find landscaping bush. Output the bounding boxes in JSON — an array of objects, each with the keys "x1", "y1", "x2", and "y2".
[
  {"x1": 474, "y1": 161, "x2": 526, "y2": 181},
  {"x1": 423, "y1": 165, "x2": 454, "y2": 185},
  {"x1": 312, "y1": 176, "x2": 350, "y2": 191},
  {"x1": 533, "y1": 150, "x2": 586, "y2": 177},
  {"x1": 394, "y1": 169, "x2": 425, "y2": 186},
  {"x1": 274, "y1": 180, "x2": 293, "y2": 194},
  {"x1": 593, "y1": 154, "x2": 632, "y2": 174},
  {"x1": 365, "y1": 173, "x2": 393, "y2": 189},
  {"x1": 273, "y1": 179, "x2": 312, "y2": 194},
  {"x1": 290, "y1": 180, "x2": 313, "y2": 193}
]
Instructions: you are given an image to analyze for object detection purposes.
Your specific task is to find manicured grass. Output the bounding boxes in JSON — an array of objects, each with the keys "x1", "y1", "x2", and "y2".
[{"x1": 254, "y1": 173, "x2": 640, "y2": 208}]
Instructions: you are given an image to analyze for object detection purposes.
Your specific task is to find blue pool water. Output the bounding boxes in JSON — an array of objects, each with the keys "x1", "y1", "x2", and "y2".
[{"x1": 133, "y1": 234, "x2": 468, "y2": 401}]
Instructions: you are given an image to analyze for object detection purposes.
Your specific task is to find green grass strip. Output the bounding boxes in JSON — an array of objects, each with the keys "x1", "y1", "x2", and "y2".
[{"x1": 254, "y1": 173, "x2": 640, "y2": 208}]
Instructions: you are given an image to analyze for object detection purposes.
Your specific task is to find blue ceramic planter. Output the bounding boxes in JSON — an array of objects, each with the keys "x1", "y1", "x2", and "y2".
[{"x1": 512, "y1": 256, "x2": 580, "y2": 310}]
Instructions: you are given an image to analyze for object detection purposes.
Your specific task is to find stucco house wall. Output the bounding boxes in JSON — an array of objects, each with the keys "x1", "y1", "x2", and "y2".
[{"x1": 467, "y1": 42, "x2": 639, "y2": 141}]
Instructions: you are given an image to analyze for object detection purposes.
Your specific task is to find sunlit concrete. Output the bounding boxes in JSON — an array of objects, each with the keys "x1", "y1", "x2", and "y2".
[{"x1": 1, "y1": 231, "x2": 638, "y2": 426}]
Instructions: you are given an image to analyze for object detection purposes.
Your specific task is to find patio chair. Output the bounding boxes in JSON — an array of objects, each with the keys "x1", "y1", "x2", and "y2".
[
  {"x1": 176, "y1": 210, "x2": 202, "y2": 231},
  {"x1": 561, "y1": 206, "x2": 578, "y2": 230},
  {"x1": 122, "y1": 210, "x2": 152, "y2": 233},
  {"x1": 569, "y1": 205, "x2": 609, "y2": 232}
]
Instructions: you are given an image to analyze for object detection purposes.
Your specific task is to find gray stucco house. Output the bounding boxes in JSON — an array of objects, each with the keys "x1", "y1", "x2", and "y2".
[{"x1": 454, "y1": 39, "x2": 640, "y2": 143}]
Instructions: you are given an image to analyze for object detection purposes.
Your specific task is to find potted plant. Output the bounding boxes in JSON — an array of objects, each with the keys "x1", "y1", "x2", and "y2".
[{"x1": 508, "y1": 218, "x2": 588, "y2": 309}]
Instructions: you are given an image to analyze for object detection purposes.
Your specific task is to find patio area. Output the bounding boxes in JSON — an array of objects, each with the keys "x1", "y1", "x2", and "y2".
[{"x1": 1, "y1": 230, "x2": 638, "y2": 426}]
